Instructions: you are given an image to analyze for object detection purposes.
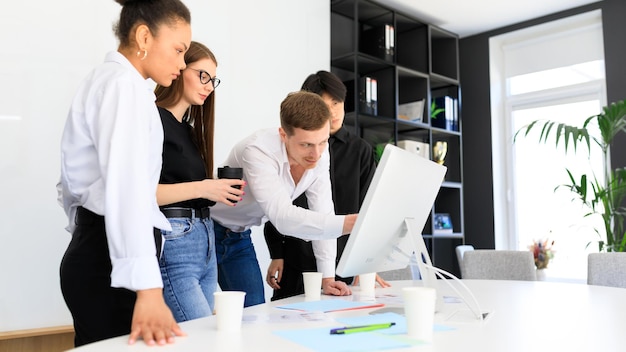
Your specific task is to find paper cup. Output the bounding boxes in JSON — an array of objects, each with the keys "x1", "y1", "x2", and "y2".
[
  {"x1": 302, "y1": 272, "x2": 323, "y2": 299},
  {"x1": 402, "y1": 286, "x2": 436, "y2": 341},
  {"x1": 359, "y1": 272, "x2": 376, "y2": 296},
  {"x1": 213, "y1": 291, "x2": 246, "y2": 332}
]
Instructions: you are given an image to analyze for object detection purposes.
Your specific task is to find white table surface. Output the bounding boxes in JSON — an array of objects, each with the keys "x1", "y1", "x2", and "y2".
[{"x1": 68, "y1": 280, "x2": 626, "y2": 351}]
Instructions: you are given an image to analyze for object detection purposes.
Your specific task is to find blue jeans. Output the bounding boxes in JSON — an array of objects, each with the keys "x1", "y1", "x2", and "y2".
[
  {"x1": 159, "y1": 217, "x2": 217, "y2": 322},
  {"x1": 214, "y1": 222, "x2": 265, "y2": 307}
]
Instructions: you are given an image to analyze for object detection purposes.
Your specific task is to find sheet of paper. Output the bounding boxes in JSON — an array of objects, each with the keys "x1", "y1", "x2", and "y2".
[
  {"x1": 276, "y1": 299, "x2": 383, "y2": 313},
  {"x1": 265, "y1": 312, "x2": 333, "y2": 324}
]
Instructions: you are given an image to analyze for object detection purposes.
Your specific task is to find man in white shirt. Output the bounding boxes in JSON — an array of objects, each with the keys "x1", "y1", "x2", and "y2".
[{"x1": 211, "y1": 91, "x2": 356, "y2": 306}]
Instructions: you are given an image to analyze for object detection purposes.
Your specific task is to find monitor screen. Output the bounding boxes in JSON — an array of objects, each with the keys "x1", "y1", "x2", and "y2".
[{"x1": 336, "y1": 144, "x2": 446, "y2": 282}]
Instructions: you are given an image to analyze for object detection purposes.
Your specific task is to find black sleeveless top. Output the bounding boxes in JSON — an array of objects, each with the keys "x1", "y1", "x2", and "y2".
[{"x1": 158, "y1": 106, "x2": 214, "y2": 209}]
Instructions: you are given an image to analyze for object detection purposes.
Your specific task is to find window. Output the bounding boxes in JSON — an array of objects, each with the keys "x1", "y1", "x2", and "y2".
[
  {"x1": 508, "y1": 60, "x2": 605, "y2": 95},
  {"x1": 490, "y1": 10, "x2": 605, "y2": 281}
]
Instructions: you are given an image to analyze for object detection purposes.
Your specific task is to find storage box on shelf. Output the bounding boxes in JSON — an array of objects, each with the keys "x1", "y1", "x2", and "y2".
[{"x1": 331, "y1": 0, "x2": 463, "y2": 276}]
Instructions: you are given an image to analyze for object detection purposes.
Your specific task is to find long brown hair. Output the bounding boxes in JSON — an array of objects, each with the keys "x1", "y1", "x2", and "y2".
[{"x1": 154, "y1": 41, "x2": 216, "y2": 178}]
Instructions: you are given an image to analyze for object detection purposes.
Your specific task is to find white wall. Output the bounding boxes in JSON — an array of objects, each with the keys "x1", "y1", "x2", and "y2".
[{"x1": 0, "y1": 0, "x2": 329, "y2": 331}]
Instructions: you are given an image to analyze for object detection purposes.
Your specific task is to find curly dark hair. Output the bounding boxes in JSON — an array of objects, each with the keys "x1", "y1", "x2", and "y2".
[{"x1": 113, "y1": 0, "x2": 191, "y2": 48}]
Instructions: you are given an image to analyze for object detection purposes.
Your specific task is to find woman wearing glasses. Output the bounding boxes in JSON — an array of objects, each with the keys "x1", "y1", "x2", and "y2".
[{"x1": 154, "y1": 41, "x2": 245, "y2": 322}]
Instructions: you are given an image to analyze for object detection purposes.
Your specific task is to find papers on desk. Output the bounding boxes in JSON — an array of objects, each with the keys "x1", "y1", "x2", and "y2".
[
  {"x1": 273, "y1": 326, "x2": 414, "y2": 352},
  {"x1": 273, "y1": 311, "x2": 455, "y2": 351},
  {"x1": 337, "y1": 312, "x2": 454, "y2": 334},
  {"x1": 276, "y1": 299, "x2": 384, "y2": 313}
]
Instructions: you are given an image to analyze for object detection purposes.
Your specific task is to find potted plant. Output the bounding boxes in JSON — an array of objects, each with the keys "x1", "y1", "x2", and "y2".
[
  {"x1": 515, "y1": 99, "x2": 626, "y2": 252},
  {"x1": 529, "y1": 239, "x2": 555, "y2": 270}
]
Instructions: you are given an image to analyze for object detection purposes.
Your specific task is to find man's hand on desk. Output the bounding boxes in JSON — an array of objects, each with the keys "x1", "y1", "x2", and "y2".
[
  {"x1": 322, "y1": 278, "x2": 352, "y2": 296},
  {"x1": 375, "y1": 274, "x2": 391, "y2": 288}
]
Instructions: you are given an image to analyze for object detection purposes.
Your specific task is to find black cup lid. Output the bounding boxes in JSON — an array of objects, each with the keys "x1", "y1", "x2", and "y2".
[{"x1": 218, "y1": 166, "x2": 243, "y2": 179}]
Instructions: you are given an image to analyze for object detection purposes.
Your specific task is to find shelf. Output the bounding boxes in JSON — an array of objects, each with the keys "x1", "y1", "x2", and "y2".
[
  {"x1": 441, "y1": 181, "x2": 462, "y2": 189},
  {"x1": 332, "y1": 0, "x2": 463, "y2": 274},
  {"x1": 430, "y1": 26, "x2": 459, "y2": 81},
  {"x1": 396, "y1": 14, "x2": 428, "y2": 73},
  {"x1": 423, "y1": 233, "x2": 465, "y2": 239}
]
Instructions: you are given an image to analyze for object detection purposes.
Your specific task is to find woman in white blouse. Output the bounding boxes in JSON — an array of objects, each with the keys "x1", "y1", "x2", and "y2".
[{"x1": 58, "y1": 0, "x2": 191, "y2": 347}]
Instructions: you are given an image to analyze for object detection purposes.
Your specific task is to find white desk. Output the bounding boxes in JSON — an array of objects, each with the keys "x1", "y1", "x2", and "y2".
[{"x1": 69, "y1": 280, "x2": 625, "y2": 351}]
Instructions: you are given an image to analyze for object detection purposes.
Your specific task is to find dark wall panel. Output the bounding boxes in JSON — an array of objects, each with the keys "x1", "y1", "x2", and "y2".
[
  {"x1": 458, "y1": 36, "x2": 494, "y2": 249},
  {"x1": 601, "y1": 0, "x2": 626, "y2": 169}
]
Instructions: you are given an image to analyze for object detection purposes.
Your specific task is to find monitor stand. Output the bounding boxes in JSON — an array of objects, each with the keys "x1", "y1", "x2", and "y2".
[{"x1": 402, "y1": 218, "x2": 487, "y2": 321}]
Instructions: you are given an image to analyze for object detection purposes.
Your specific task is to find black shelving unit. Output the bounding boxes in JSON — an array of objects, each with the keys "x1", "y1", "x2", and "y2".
[{"x1": 331, "y1": 0, "x2": 464, "y2": 276}]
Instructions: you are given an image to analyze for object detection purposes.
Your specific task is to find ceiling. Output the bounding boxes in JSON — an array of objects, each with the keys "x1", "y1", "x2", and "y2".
[{"x1": 380, "y1": 0, "x2": 601, "y2": 38}]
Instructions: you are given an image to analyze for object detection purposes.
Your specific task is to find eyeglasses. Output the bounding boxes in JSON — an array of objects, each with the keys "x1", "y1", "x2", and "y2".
[{"x1": 187, "y1": 68, "x2": 221, "y2": 89}]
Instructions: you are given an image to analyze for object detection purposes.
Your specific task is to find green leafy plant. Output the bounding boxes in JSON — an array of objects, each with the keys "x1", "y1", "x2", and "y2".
[
  {"x1": 430, "y1": 100, "x2": 445, "y2": 119},
  {"x1": 374, "y1": 139, "x2": 394, "y2": 163},
  {"x1": 514, "y1": 99, "x2": 626, "y2": 252}
]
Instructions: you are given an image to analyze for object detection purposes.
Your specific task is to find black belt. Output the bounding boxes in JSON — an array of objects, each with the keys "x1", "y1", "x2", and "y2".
[
  {"x1": 161, "y1": 207, "x2": 211, "y2": 219},
  {"x1": 75, "y1": 206, "x2": 104, "y2": 225}
]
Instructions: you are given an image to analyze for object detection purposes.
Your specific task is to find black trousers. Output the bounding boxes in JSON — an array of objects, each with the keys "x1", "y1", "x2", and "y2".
[
  {"x1": 268, "y1": 226, "x2": 317, "y2": 301},
  {"x1": 59, "y1": 207, "x2": 161, "y2": 347},
  {"x1": 267, "y1": 233, "x2": 355, "y2": 301}
]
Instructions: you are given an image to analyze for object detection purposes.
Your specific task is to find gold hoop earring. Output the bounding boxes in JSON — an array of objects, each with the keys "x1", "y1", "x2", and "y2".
[{"x1": 136, "y1": 49, "x2": 148, "y2": 60}]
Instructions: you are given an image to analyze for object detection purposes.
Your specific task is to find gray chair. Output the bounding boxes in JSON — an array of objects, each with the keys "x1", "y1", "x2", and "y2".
[
  {"x1": 378, "y1": 253, "x2": 421, "y2": 281},
  {"x1": 455, "y1": 244, "x2": 475, "y2": 278},
  {"x1": 378, "y1": 266, "x2": 414, "y2": 281},
  {"x1": 462, "y1": 250, "x2": 537, "y2": 281},
  {"x1": 587, "y1": 253, "x2": 626, "y2": 288}
]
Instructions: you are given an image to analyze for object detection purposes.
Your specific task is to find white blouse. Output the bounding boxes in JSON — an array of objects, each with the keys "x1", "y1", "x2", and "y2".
[
  {"x1": 211, "y1": 128, "x2": 345, "y2": 278},
  {"x1": 58, "y1": 51, "x2": 171, "y2": 291}
]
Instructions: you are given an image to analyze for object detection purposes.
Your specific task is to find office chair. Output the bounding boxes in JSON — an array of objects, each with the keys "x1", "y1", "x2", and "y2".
[
  {"x1": 462, "y1": 250, "x2": 537, "y2": 281},
  {"x1": 587, "y1": 253, "x2": 626, "y2": 288},
  {"x1": 378, "y1": 266, "x2": 414, "y2": 281},
  {"x1": 377, "y1": 253, "x2": 422, "y2": 281},
  {"x1": 455, "y1": 244, "x2": 475, "y2": 278}
]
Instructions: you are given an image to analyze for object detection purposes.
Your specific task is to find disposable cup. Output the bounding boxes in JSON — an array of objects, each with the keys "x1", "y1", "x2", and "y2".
[
  {"x1": 302, "y1": 272, "x2": 323, "y2": 299},
  {"x1": 213, "y1": 291, "x2": 246, "y2": 332},
  {"x1": 359, "y1": 272, "x2": 376, "y2": 296},
  {"x1": 402, "y1": 286, "x2": 436, "y2": 341}
]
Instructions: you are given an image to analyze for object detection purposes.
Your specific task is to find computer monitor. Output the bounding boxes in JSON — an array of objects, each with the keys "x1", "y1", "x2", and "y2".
[{"x1": 336, "y1": 144, "x2": 446, "y2": 307}]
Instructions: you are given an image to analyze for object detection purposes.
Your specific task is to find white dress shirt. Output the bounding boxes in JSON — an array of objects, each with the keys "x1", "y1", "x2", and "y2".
[
  {"x1": 211, "y1": 128, "x2": 345, "y2": 278},
  {"x1": 58, "y1": 51, "x2": 171, "y2": 291}
]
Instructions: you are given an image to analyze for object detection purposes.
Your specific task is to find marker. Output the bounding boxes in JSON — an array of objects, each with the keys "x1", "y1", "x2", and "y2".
[{"x1": 329, "y1": 322, "x2": 396, "y2": 335}]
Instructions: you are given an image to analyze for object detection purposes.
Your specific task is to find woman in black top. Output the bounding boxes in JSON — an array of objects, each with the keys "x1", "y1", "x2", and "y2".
[{"x1": 154, "y1": 41, "x2": 245, "y2": 322}]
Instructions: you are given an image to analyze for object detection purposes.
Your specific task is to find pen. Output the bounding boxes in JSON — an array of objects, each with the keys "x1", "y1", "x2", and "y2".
[{"x1": 329, "y1": 322, "x2": 396, "y2": 335}]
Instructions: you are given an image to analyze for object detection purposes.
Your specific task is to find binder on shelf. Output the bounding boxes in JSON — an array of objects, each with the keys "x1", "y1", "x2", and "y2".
[
  {"x1": 398, "y1": 99, "x2": 425, "y2": 122},
  {"x1": 359, "y1": 76, "x2": 378, "y2": 115},
  {"x1": 360, "y1": 24, "x2": 395, "y2": 61},
  {"x1": 432, "y1": 96, "x2": 458, "y2": 131},
  {"x1": 385, "y1": 24, "x2": 395, "y2": 59}
]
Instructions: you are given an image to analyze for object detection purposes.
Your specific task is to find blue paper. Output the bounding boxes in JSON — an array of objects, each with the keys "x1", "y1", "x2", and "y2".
[
  {"x1": 335, "y1": 312, "x2": 455, "y2": 334},
  {"x1": 273, "y1": 326, "x2": 412, "y2": 352}
]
